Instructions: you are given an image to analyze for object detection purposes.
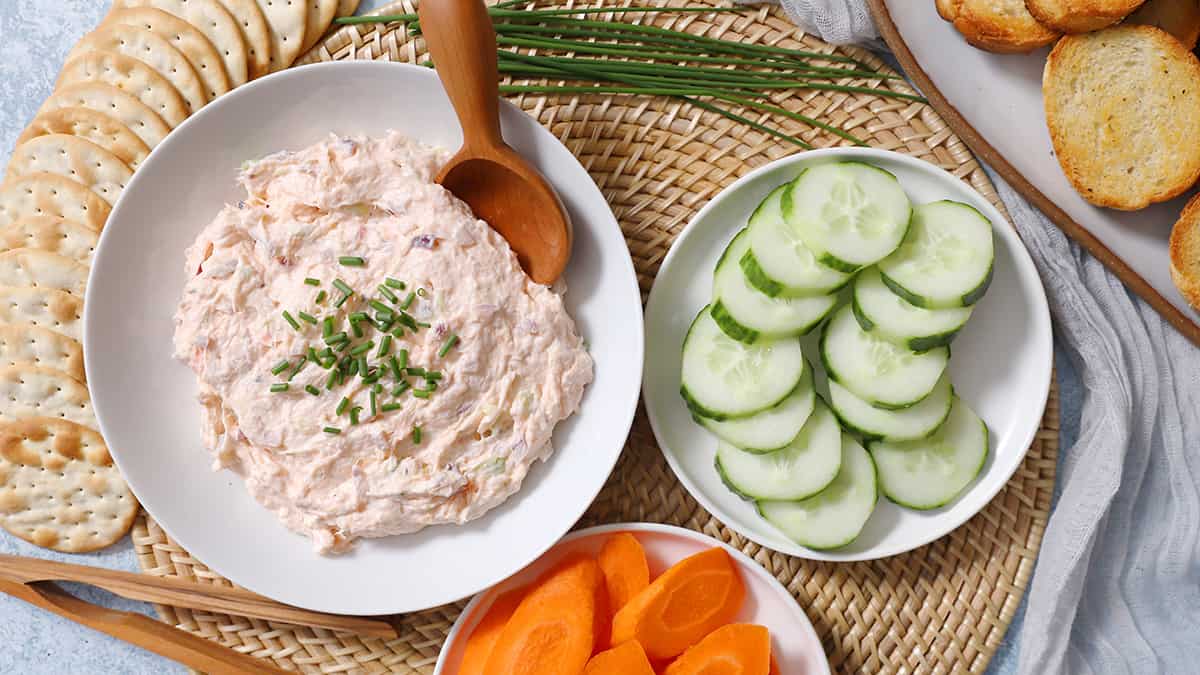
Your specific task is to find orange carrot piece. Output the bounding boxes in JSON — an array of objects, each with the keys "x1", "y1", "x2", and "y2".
[
  {"x1": 482, "y1": 555, "x2": 603, "y2": 675},
  {"x1": 598, "y1": 533, "x2": 650, "y2": 617},
  {"x1": 459, "y1": 587, "x2": 526, "y2": 675},
  {"x1": 611, "y1": 547, "x2": 745, "y2": 660},
  {"x1": 663, "y1": 624, "x2": 771, "y2": 675},
  {"x1": 769, "y1": 653, "x2": 781, "y2": 675},
  {"x1": 583, "y1": 640, "x2": 655, "y2": 675}
]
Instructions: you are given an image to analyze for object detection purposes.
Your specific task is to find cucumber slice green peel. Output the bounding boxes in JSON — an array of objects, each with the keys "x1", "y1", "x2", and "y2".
[
  {"x1": 741, "y1": 182, "x2": 853, "y2": 297},
  {"x1": 877, "y1": 200, "x2": 995, "y2": 309},
  {"x1": 696, "y1": 365, "x2": 815, "y2": 453},
  {"x1": 715, "y1": 399, "x2": 842, "y2": 500},
  {"x1": 851, "y1": 267, "x2": 973, "y2": 352},
  {"x1": 868, "y1": 396, "x2": 989, "y2": 510}
]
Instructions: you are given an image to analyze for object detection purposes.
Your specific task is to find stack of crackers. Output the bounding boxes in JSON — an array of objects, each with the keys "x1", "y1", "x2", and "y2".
[{"x1": 0, "y1": 0, "x2": 358, "y2": 554}]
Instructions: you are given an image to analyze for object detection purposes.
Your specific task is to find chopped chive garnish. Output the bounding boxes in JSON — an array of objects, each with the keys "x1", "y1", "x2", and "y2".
[
  {"x1": 324, "y1": 331, "x2": 348, "y2": 345},
  {"x1": 373, "y1": 383, "x2": 384, "y2": 394},
  {"x1": 438, "y1": 334, "x2": 459, "y2": 357},
  {"x1": 412, "y1": 389, "x2": 431, "y2": 399},
  {"x1": 377, "y1": 335, "x2": 392, "y2": 358},
  {"x1": 337, "y1": 397, "x2": 351, "y2": 415},
  {"x1": 369, "y1": 300, "x2": 394, "y2": 317},
  {"x1": 334, "y1": 339, "x2": 351, "y2": 352},
  {"x1": 349, "y1": 340, "x2": 375, "y2": 356},
  {"x1": 378, "y1": 285, "x2": 398, "y2": 303},
  {"x1": 397, "y1": 349, "x2": 409, "y2": 371},
  {"x1": 304, "y1": 277, "x2": 320, "y2": 286},
  {"x1": 363, "y1": 368, "x2": 381, "y2": 385},
  {"x1": 352, "y1": 322, "x2": 364, "y2": 339},
  {"x1": 377, "y1": 318, "x2": 394, "y2": 333},
  {"x1": 391, "y1": 326, "x2": 405, "y2": 338},
  {"x1": 305, "y1": 384, "x2": 320, "y2": 396},
  {"x1": 370, "y1": 390, "x2": 377, "y2": 417},
  {"x1": 400, "y1": 292, "x2": 416, "y2": 310},
  {"x1": 393, "y1": 381, "x2": 411, "y2": 397},
  {"x1": 325, "y1": 369, "x2": 339, "y2": 390},
  {"x1": 350, "y1": 407, "x2": 362, "y2": 425},
  {"x1": 315, "y1": 289, "x2": 327, "y2": 304},
  {"x1": 270, "y1": 359, "x2": 291, "y2": 375},
  {"x1": 323, "y1": 426, "x2": 341, "y2": 435},
  {"x1": 388, "y1": 355, "x2": 402, "y2": 380},
  {"x1": 426, "y1": 371, "x2": 443, "y2": 381},
  {"x1": 358, "y1": 356, "x2": 370, "y2": 379},
  {"x1": 349, "y1": 311, "x2": 369, "y2": 323},
  {"x1": 382, "y1": 402, "x2": 402, "y2": 412},
  {"x1": 396, "y1": 313, "x2": 418, "y2": 331},
  {"x1": 416, "y1": 321, "x2": 431, "y2": 329},
  {"x1": 333, "y1": 279, "x2": 353, "y2": 296},
  {"x1": 417, "y1": 288, "x2": 427, "y2": 298},
  {"x1": 297, "y1": 311, "x2": 318, "y2": 325},
  {"x1": 385, "y1": 278, "x2": 405, "y2": 290},
  {"x1": 282, "y1": 310, "x2": 301, "y2": 331},
  {"x1": 270, "y1": 383, "x2": 289, "y2": 393},
  {"x1": 348, "y1": 359, "x2": 359, "y2": 375},
  {"x1": 339, "y1": 256, "x2": 365, "y2": 267},
  {"x1": 322, "y1": 316, "x2": 334, "y2": 337},
  {"x1": 288, "y1": 358, "x2": 308, "y2": 381},
  {"x1": 406, "y1": 367, "x2": 426, "y2": 377},
  {"x1": 334, "y1": 293, "x2": 351, "y2": 309},
  {"x1": 307, "y1": 346, "x2": 321, "y2": 364},
  {"x1": 412, "y1": 425, "x2": 422, "y2": 443}
]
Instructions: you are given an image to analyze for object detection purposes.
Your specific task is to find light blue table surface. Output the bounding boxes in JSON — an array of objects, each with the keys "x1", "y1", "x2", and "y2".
[{"x1": 0, "y1": 2, "x2": 1079, "y2": 673}]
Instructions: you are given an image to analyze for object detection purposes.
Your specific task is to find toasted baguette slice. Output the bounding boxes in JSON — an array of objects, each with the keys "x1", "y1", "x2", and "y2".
[
  {"x1": 1126, "y1": 0, "x2": 1200, "y2": 50},
  {"x1": 1043, "y1": 25, "x2": 1200, "y2": 210},
  {"x1": 1170, "y1": 193, "x2": 1200, "y2": 309},
  {"x1": 1026, "y1": 0, "x2": 1146, "y2": 33},
  {"x1": 936, "y1": 0, "x2": 1060, "y2": 53}
]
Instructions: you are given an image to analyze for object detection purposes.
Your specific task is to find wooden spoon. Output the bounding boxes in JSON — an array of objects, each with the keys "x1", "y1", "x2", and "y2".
[{"x1": 418, "y1": 0, "x2": 572, "y2": 284}]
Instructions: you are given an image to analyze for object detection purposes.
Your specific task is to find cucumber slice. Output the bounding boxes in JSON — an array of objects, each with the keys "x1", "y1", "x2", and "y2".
[
  {"x1": 712, "y1": 230, "x2": 839, "y2": 343},
  {"x1": 782, "y1": 163, "x2": 912, "y2": 272},
  {"x1": 821, "y1": 304, "x2": 948, "y2": 409},
  {"x1": 829, "y1": 372, "x2": 953, "y2": 442},
  {"x1": 698, "y1": 365, "x2": 815, "y2": 453},
  {"x1": 757, "y1": 435, "x2": 877, "y2": 550},
  {"x1": 852, "y1": 267, "x2": 973, "y2": 351},
  {"x1": 868, "y1": 396, "x2": 988, "y2": 510},
  {"x1": 878, "y1": 200, "x2": 995, "y2": 309},
  {"x1": 743, "y1": 184, "x2": 852, "y2": 297},
  {"x1": 680, "y1": 307, "x2": 807, "y2": 420},
  {"x1": 715, "y1": 399, "x2": 841, "y2": 500}
]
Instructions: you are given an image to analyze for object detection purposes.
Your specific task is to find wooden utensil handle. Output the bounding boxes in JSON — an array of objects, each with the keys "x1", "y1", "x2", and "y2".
[{"x1": 418, "y1": 0, "x2": 503, "y2": 150}]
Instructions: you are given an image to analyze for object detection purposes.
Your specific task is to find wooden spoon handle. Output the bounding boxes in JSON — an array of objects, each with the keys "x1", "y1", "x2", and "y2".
[
  {"x1": 418, "y1": 0, "x2": 503, "y2": 150},
  {"x1": 0, "y1": 554, "x2": 396, "y2": 638},
  {"x1": 0, "y1": 578, "x2": 292, "y2": 674}
]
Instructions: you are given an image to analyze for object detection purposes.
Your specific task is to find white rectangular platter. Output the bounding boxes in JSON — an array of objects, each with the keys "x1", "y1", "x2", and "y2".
[{"x1": 872, "y1": 0, "x2": 1200, "y2": 344}]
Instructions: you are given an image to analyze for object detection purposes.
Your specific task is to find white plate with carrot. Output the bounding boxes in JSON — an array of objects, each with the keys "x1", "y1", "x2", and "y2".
[{"x1": 433, "y1": 522, "x2": 830, "y2": 675}]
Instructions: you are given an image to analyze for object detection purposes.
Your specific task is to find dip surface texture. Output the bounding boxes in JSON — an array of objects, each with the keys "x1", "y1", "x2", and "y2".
[{"x1": 173, "y1": 132, "x2": 593, "y2": 553}]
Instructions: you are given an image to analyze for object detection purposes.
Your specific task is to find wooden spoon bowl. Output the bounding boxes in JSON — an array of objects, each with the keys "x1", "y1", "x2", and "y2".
[{"x1": 418, "y1": 0, "x2": 572, "y2": 284}]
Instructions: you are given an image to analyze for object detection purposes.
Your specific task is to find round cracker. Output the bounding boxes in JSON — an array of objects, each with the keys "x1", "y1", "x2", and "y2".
[
  {"x1": 300, "y1": 0, "x2": 338, "y2": 53},
  {"x1": 254, "y1": 0, "x2": 308, "y2": 71},
  {"x1": 215, "y1": 0, "x2": 273, "y2": 79},
  {"x1": 16, "y1": 108, "x2": 150, "y2": 171},
  {"x1": 112, "y1": 0, "x2": 249, "y2": 87},
  {"x1": 105, "y1": 7, "x2": 231, "y2": 101},
  {"x1": 0, "y1": 174, "x2": 110, "y2": 233},
  {"x1": 6, "y1": 135, "x2": 133, "y2": 207},
  {"x1": 0, "y1": 325, "x2": 84, "y2": 382},
  {"x1": 0, "y1": 417, "x2": 137, "y2": 553},
  {"x1": 57, "y1": 51, "x2": 190, "y2": 129},
  {"x1": 67, "y1": 24, "x2": 209, "y2": 113},
  {"x1": 0, "y1": 217, "x2": 97, "y2": 266},
  {"x1": 0, "y1": 366, "x2": 93, "y2": 428},
  {"x1": 0, "y1": 287, "x2": 83, "y2": 342},
  {"x1": 0, "y1": 250, "x2": 89, "y2": 297},
  {"x1": 40, "y1": 83, "x2": 171, "y2": 150}
]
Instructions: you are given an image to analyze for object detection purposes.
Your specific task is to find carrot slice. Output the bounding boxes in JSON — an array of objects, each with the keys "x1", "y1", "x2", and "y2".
[
  {"x1": 482, "y1": 555, "x2": 603, "y2": 675},
  {"x1": 611, "y1": 547, "x2": 745, "y2": 660},
  {"x1": 598, "y1": 533, "x2": 650, "y2": 617},
  {"x1": 459, "y1": 587, "x2": 526, "y2": 675},
  {"x1": 663, "y1": 624, "x2": 771, "y2": 675},
  {"x1": 583, "y1": 640, "x2": 655, "y2": 675},
  {"x1": 769, "y1": 654, "x2": 781, "y2": 675}
]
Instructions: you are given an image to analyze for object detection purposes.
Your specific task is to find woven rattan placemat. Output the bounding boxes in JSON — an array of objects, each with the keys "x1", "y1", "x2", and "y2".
[{"x1": 132, "y1": 2, "x2": 1060, "y2": 672}]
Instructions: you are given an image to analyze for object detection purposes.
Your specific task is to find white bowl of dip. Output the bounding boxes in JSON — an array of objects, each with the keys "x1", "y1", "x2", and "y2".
[{"x1": 85, "y1": 61, "x2": 643, "y2": 614}]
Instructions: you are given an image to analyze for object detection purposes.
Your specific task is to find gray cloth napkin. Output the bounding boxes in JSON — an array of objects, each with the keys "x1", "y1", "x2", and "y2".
[{"x1": 742, "y1": 2, "x2": 1200, "y2": 673}]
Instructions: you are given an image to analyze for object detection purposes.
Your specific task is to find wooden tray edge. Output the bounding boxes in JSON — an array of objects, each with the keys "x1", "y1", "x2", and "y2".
[{"x1": 867, "y1": 0, "x2": 1200, "y2": 347}]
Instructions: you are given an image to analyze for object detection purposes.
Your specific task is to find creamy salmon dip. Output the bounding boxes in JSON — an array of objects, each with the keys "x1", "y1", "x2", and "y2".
[{"x1": 173, "y1": 132, "x2": 593, "y2": 554}]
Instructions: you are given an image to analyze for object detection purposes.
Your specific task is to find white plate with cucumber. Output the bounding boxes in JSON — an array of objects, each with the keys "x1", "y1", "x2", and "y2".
[{"x1": 643, "y1": 148, "x2": 1051, "y2": 561}]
